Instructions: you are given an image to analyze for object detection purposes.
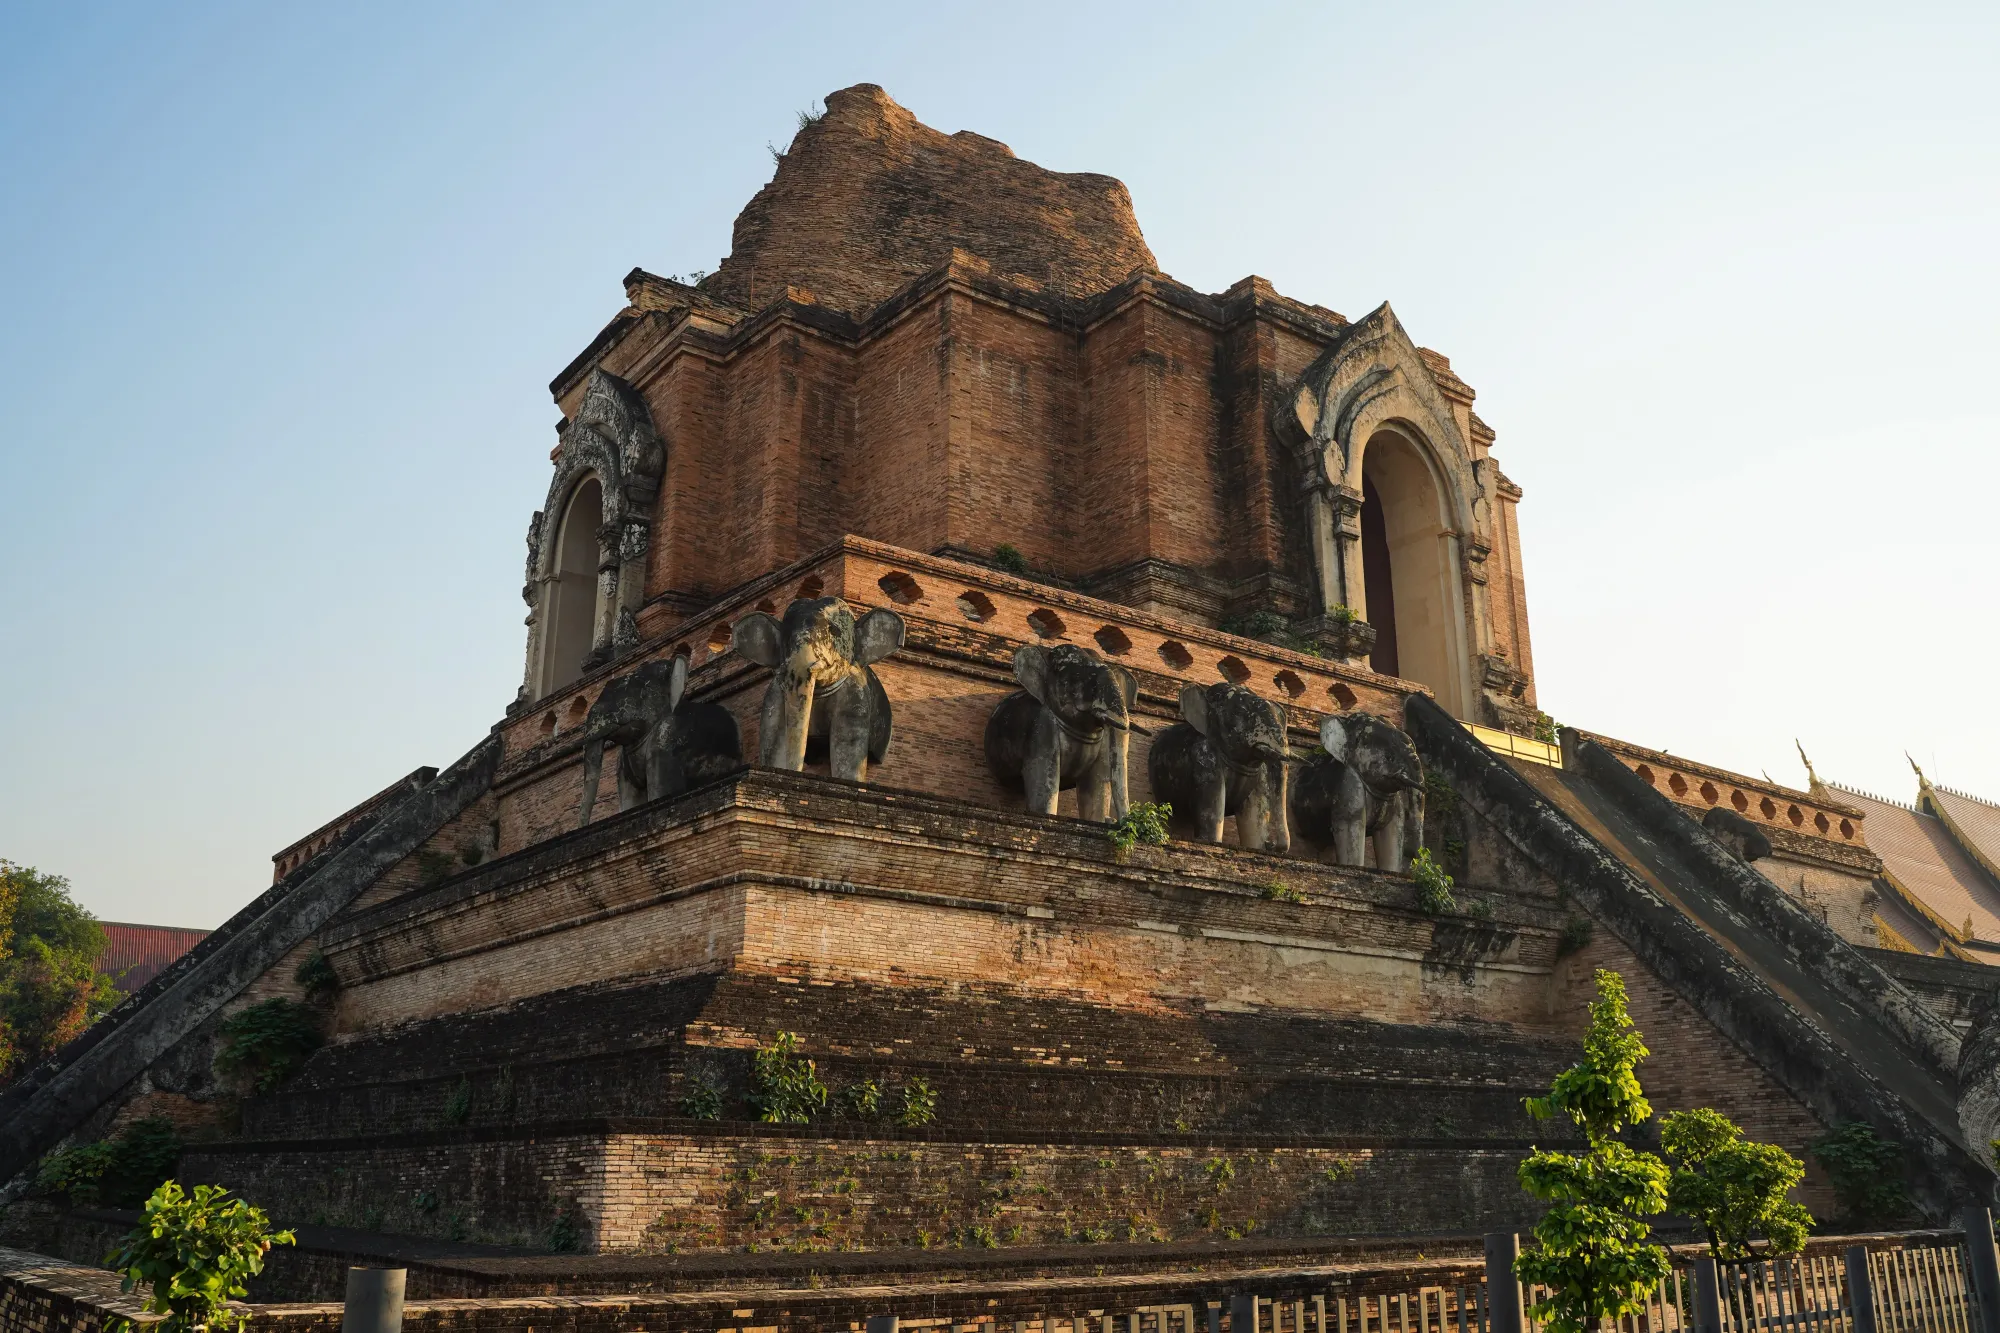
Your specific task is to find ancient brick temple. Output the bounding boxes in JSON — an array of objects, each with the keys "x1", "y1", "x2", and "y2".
[{"x1": 2, "y1": 86, "x2": 1993, "y2": 1272}]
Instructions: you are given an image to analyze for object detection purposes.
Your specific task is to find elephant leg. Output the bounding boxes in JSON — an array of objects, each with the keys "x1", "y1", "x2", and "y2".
[
  {"x1": 1107, "y1": 729, "x2": 1131, "y2": 821},
  {"x1": 1198, "y1": 779, "x2": 1227, "y2": 844},
  {"x1": 578, "y1": 740, "x2": 606, "y2": 828},
  {"x1": 616, "y1": 748, "x2": 644, "y2": 813},
  {"x1": 1074, "y1": 752, "x2": 1110, "y2": 823},
  {"x1": 1022, "y1": 713, "x2": 1063, "y2": 815},
  {"x1": 1403, "y1": 788, "x2": 1426, "y2": 866},
  {"x1": 1265, "y1": 758, "x2": 1290, "y2": 854},
  {"x1": 1331, "y1": 769, "x2": 1368, "y2": 867},
  {"x1": 825, "y1": 680, "x2": 873, "y2": 782}
]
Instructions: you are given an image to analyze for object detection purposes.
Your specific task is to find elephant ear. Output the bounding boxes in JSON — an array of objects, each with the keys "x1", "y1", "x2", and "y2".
[
  {"x1": 1179, "y1": 683, "x2": 1211, "y2": 736},
  {"x1": 1107, "y1": 665, "x2": 1137, "y2": 711},
  {"x1": 1319, "y1": 714, "x2": 1351, "y2": 761},
  {"x1": 1014, "y1": 644, "x2": 1053, "y2": 703},
  {"x1": 854, "y1": 609, "x2": 906, "y2": 666},
  {"x1": 666, "y1": 653, "x2": 689, "y2": 713},
  {"x1": 732, "y1": 613, "x2": 783, "y2": 668}
]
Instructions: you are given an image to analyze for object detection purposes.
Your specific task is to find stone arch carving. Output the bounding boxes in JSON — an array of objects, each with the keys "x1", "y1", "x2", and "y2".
[
  {"x1": 518, "y1": 369, "x2": 666, "y2": 703},
  {"x1": 1288, "y1": 303, "x2": 1495, "y2": 720}
]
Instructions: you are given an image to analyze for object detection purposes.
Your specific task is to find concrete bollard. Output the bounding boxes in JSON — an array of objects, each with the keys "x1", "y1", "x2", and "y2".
[
  {"x1": 865, "y1": 1317, "x2": 900, "y2": 1333},
  {"x1": 342, "y1": 1267, "x2": 406, "y2": 1333},
  {"x1": 1962, "y1": 1207, "x2": 2000, "y2": 1333},
  {"x1": 1692, "y1": 1256, "x2": 1726, "y2": 1333},
  {"x1": 1228, "y1": 1294, "x2": 1260, "y2": 1333},
  {"x1": 1847, "y1": 1246, "x2": 1878, "y2": 1333},
  {"x1": 1484, "y1": 1233, "x2": 1524, "y2": 1333}
]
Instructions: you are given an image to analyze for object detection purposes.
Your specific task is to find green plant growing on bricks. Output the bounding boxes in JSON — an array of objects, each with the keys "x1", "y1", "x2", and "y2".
[
  {"x1": 1660, "y1": 1107, "x2": 1812, "y2": 1259},
  {"x1": 896, "y1": 1076, "x2": 938, "y2": 1127},
  {"x1": 106, "y1": 1181, "x2": 294, "y2": 1332},
  {"x1": 36, "y1": 1116, "x2": 179, "y2": 1207},
  {"x1": 1808, "y1": 1122, "x2": 1910, "y2": 1227},
  {"x1": 212, "y1": 998, "x2": 322, "y2": 1092},
  {"x1": 750, "y1": 1031, "x2": 828, "y2": 1124},
  {"x1": 1514, "y1": 969, "x2": 1672, "y2": 1333},
  {"x1": 1411, "y1": 847, "x2": 1456, "y2": 915},
  {"x1": 1107, "y1": 802, "x2": 1172, "y2": 853}
]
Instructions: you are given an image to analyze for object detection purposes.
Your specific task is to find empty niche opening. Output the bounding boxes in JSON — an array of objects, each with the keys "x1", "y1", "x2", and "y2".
[
  {"x1": 1274, "y1": 670, "x2": 1305, "y2": 699},
  {"x1": 539, "y1": 712, "x2": 557, "y2": 739},
  {"x1": 708, "y1": 622, "x2": 733, "y2": 652},
  {"x1": 1093, "y1": 625, "x2": 1133, "y2": 656},
  {"x1": 1027, "y1": 609, "x2": 1067, "y2": 640},
  {"x1": 796, "y1": 576, "x2": 825, "y2": 600},
  {"x1": 1731, "y1": 790, "x2": 1750, "y2": 812},
  {"x1": 1159, "y1": 641, "x2": 1194, "y2": 671},
  {"x1": 1329, "y1": 682, "x2": 1357, "y2": 710},
  {"x1": 1699, "y1": 782, "x2": 1718, "y2": 805},
  {"x1": 1814, "y1": 811, "x2": 1831, "y2": 834},
  {"x1": 1839, "y1": 818, "x2": 1854, "y2": 839},
  {"x1": 878, "y1": 571, "x2": 923, "y2": 605},
  {"x1": 1634, "y1": 765, "x2": 1656, "y2": 786},
  {"x1": 1760, "y1": 797, "x2": 1778, "y2": 820},
  {"x1": 1788, "y1": 804, "x2": 1805, "y2": 827},
  {"x1": 1668, "y1": 772, "x2": 1688, "y2": 797},
  {"x1": 956, "y1": 590, "x2": 996, "y2": 623},
  {"x1": 566, "y1": 696, "x2": 590, "y2": 726},
  {"x1": 1217, "y1": 656, "x2": 1251, "y2": 685}
]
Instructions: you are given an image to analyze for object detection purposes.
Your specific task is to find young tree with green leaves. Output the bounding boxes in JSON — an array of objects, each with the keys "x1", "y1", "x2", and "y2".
[
  {"x1": 1661, "y1": 1107, "x2": 1812, "y2": 1258},
  {"x1": 1515, "y1": 969, "x2": 1673, "y2": 1333},
  {"x1": 0, "y1": 861, "x2": 118, "y2": 1084},
  {"x1": 106, "y1": 1181, "x2": 294, "y2": 1332}
]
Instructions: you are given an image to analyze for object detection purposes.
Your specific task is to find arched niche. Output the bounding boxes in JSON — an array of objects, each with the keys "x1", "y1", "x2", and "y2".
[
  {"x1": 539, "y1": 476, "x2": 604, "y2": 696},
  {"x1": 1357, "y1": 426, "x2": 1469, "y2": 714},
  {"x1": 516, "y1": 369, "x2": 665, "y2": 705}
]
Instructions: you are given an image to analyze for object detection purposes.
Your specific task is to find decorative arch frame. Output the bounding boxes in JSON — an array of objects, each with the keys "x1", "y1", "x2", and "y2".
[
  {"x1": 1289, "y1": 303, "x2": 1503, "y2": 720},
  {"x1": 518, "y1": 368, "x2": 665, "y2": 702}
]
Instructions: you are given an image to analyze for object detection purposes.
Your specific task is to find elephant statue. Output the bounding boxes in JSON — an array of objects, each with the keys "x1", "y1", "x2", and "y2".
[
  {"x1": 984, "y1": 643, "x2": 1137, "y2": 822},
  {"x1": 1291, "y1": 712, "x2": 1425, "y2": 872},
  {"x1": 732, "y1": 596, "x2": 905, "y2": 782},
  {"x1": 577, "y1": 654, "x2": 742, "y2": 826},
  {"x1": 1147, "y1": 682, "x2": 1291, "y2": 851}
]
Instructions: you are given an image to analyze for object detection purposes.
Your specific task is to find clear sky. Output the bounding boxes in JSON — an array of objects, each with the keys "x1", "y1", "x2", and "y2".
[{"x1": 2, "y1": 2, "x2": 1995, "y2": 928}]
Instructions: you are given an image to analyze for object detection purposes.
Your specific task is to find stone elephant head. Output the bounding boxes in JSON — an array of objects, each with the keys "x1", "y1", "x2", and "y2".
[
  {"x1": 1292, "y1": 712, "x2": 1425, "y2": 871},
  {"x1": 984, "y1": 643, "x2": 1137, "y2": 822},
  {"x1": 732, "y1": 596, "x2": 905, "y2": 782},
  {"x1": 1146, "y1": 682, "x2": 1291, "y2": 851},
  {"x1": 576, "y1": 654, "x2": 743, "y2": 826}
]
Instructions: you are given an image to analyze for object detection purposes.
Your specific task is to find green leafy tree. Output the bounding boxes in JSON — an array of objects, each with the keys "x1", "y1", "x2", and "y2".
[
  {"x1": 1411, "y1": 848, "x2": 1456, "y2": 914},
  {"x1": 106, "y1": 1180, "x2": 294, "y2": 1332},
  {"x1": 1515, "y1": 969, "x2": 1673, "y2": 1333},
  {"x1": 749, "y1": 1031, "x2": 828, "y2": 1123},
  {"x1": 0, "y1": 861, "x2": 118, "y2": 1084},
  {"x1": 1661, "y1": 1108, "x2": 1812, "y2": 1257},
  {"x1": 213, "y1": 998, "x2": 323, "y2": 1093},
  {"x1": 1107, "y1": 802, "x2": 1172, "y2": 853}
]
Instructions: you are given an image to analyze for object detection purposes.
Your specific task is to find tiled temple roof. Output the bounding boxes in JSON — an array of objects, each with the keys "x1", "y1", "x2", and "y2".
[{"x1": 1829, "y1": 781, "x2": 2000, "y2": 964}]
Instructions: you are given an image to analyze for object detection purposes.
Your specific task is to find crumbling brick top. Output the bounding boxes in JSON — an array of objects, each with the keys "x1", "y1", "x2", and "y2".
[{"x1": 706, "y1": 84, "x2": 1158, "y2": 316}]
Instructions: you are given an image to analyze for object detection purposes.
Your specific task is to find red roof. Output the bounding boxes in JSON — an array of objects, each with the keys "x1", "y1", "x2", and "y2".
[{"x1": 98, "y1": 922, "x2": 210, "y2": 993}]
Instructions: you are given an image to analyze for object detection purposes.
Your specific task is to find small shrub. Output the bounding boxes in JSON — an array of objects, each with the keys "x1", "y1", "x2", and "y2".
[
  {"x1": 1808, "y1": 1122, "x2": 1910, "y2": 1227},
  {"x1": 1411, "y1": 848, "x2": 1456, "y2": 915},
  {"x1": 896, "y1": 1076, "x2": 938, "y2": 1128},
  {"x1": 991, "y1": 543, "x2": 1029, "y2": 575},
  {"x1": 750, "y1": 1032, "x2": 828, "y2": 1124},
  {"x1": 1534, "y1": 711, "x2": 1560, "y2": 747},
  {"x1": 1556, "y1": 916, "x2": 1595, "y2": 958},
  {"x1": 213, "y1": 998, "x2": 322, "y2": 1093},
  {"x1": 292, "y1": 951, "x2": 339, "y2": 1004},
  {"x1": 545, "y1": 1206, "x2": 584, "y2": 1253},
  {"x1": 1107, "y1": 802, "x2": 1172, "y2": 853},
  {"x1": 1467, "y1": 896, "x2": 1496, "y2": 922},
  {"x1": 494, "y1": 1065, "x2": 516, "y2": 1114},
  {"x1": 106, "y1": 1181, "x2": 294, "y2": 1333},
  {"x1": 1260, "y1": 880, "x2": 1306, "y2": 904},
  {"x1": 1221, "y1": 610, "x2": 1290, "y2": 641},
  {"x1": 36, "y1": 1140, "x2": 117, "y2": 1203},
  {"x1": 1662, "y1": 1107, "x2": 1812, "y2": 1258},
  {"x1": 839, "y1": 1078, "x2": 883, "y2": 1119},
  {"x1": 1422, "y1": 769, "x2": 1460, "y2": 817},
  {"x1": 680, "y1": 1073, "x2": 724, "y2": 1121},
  {"x1": 796, "y1": 103, "x2": 825, "y2": 130},
  {"x1": 443, "y1": 1076, "x2": 472, "y2": 1124},
  {"x1": 456, "y1": 841, "x2": 485, "y2": 867},
  {"x1": 1323, "y1": 1160, "x2": 1356, "y2": 1184},
  {"x1": 413, "y1": 848, "x2": 457, "y2": 885}
]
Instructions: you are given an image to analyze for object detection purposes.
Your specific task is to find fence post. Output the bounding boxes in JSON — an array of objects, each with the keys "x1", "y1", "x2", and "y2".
[
  {"x1": 1846, "y1": 1246, "x2": 1878, "y2": 1333},
  {"x1": 341, "y1": 1268, "x2": 405, "y2": 1333},
  {"x1": 1692, "y1": 1256, "x2": 1726, "y2": 1333},
  {"x1": 1230, "y1": 1294, "x2": 1263, "y2": 1333},
  {"x1": 1485, "y1": 1232, "x2": 1524, "y2": 1333},
  {"x1": 1963, "y1": 1206, "x2": 2000, "y2": 1333},
  {"x1": 865, "y1": 1317, "x2": 900, "y2": 1333}
]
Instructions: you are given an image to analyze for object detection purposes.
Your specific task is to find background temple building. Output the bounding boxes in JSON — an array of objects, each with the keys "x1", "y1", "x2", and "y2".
[{"x1": 4, "y1": 86, "x2": 1997, "y2": 1295}]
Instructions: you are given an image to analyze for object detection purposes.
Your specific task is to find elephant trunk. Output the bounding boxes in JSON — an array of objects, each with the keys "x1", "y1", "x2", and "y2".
[
  {"x1": 758, "y1": 653, "x2": 819, "y2": 771},
  {"x1": 578, "y1": 738, "x2": 606, "y2": 828}
]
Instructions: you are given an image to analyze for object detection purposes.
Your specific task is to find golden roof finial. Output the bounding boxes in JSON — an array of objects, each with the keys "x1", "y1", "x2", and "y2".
[
  {"x1": 1908, "y1": 752, "x2": 1931, "y2": 788},
  {"x1": 1795, "y1": 740, "x2": 1824, "y2": 795}
]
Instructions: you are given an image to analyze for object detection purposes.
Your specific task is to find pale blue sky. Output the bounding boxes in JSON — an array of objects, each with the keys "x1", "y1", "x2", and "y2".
[{"x1": 3, "y1": 2, "x2": 1995, "y2": 927}]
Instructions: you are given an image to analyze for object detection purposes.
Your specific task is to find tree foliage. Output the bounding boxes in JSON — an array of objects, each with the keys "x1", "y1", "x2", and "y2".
[
  {"x1": 0, "y1": 861, "x2": 117, "y2": 1085},
  {"x1": 1808, "y1": 1122, "x2": 1910, "y2": 1227},
  {"x1": 1515, "y1": 969, "x2": 1673, "y2": 1333},
  {"x1": 1661, "y1": 1107, "x2": 1812, "y2": 1257},
  {"x1": 106, "y1": 1181, "x2": 294, "y2": 1332},
  {"x1": 213, "y1": 998, "x2": 323, "y2": 1093}
]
